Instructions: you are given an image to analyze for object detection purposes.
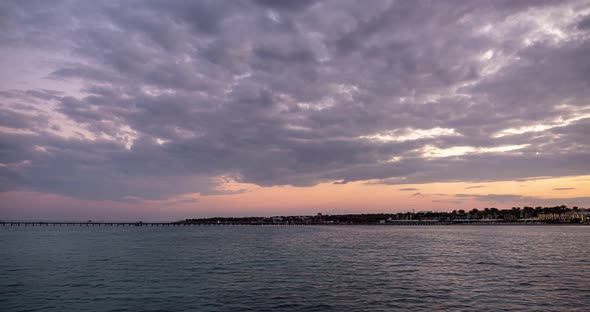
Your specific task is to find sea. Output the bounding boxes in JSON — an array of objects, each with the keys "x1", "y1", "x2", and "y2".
[{"x1": 1, "y1": 225, "x2": 589, "y2": 311}]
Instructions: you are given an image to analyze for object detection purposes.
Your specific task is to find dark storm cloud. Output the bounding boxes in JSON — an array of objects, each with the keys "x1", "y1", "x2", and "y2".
[{"x1": 1, "y1": 0, "x2": 589, "y2": 200}]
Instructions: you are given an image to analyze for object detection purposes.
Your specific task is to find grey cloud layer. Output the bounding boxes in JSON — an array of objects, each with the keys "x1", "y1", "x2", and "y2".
[{"x1": 1, "y1": 0, "x2": 589, "y2": 200}]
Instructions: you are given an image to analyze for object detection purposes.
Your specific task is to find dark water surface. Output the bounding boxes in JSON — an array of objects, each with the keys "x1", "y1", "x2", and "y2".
[{"x1": 1, "y1": 225, "x2": 589, "y2": 311}]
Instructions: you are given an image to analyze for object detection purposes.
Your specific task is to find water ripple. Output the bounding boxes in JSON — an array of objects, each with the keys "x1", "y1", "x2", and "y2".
[{"x1": 1, "y1": 225, "x2": 589, "y2": 311}]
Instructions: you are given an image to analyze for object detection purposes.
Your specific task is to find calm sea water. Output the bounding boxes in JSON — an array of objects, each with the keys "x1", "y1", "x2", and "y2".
[{"x1": 1, "y1": 225, "x2": 589, "y2": 311}]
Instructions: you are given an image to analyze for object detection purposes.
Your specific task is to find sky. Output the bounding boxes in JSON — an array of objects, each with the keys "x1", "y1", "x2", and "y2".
[{"x1": 1, "y1": 0, "x2": 589, "y2": 221}]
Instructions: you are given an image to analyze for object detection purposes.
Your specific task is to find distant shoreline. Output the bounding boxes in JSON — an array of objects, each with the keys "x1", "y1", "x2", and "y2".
[
  {"x1": 3, "y1": 206, "x2": 589, "y2": 226},
  {"x1": 180, "y1": 207, "x2": 590, "y2": 226},
  {"x1": 1, "y1": 221, "x2": 589, "y2": 227}
]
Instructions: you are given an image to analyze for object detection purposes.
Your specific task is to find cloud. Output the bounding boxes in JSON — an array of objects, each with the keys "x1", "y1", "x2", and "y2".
[
  {"x1": 0, "y1": 0, "x2": 589, "y2": 201},
  {"x1": 432, "y1": 200, "x2": 463, "y2": 204},
  {"x1": 253, "y1": 0, "x2": 317, "y2": 11},
  {"x1": 453, "y1": 193, "x2": 590, "y2": 206},
  {"x1": 553, "y1": 187, "x2": 575, "y2": 191},
  {"x1": 399, "y1": 188, "x2": 419, "y2": 191},
  {"x1": 170, "y1": 197, "x2": 200, "y2": 205},
  {"x1": 576, "y1": 14, "x2": 590, "y2": 30},
  {"x1": 466, "y1": 185, "x2": 485, "y2": 189}
]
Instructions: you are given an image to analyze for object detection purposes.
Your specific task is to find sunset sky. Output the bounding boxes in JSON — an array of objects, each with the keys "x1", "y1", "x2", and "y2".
[{"x1": 1, "y1": 0, "x2": 589, "y2": 221}]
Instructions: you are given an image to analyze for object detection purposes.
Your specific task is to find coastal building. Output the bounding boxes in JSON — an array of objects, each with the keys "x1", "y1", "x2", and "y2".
[
  {"x1": 537, "y1": 210, "x2": 590, "y2": 223},
  {"x1": 537, "y1": 213, "x2": 569, "y2": 222},
  {"x1": 568, "y1": 210, "x2": 590, "y2": 222}
]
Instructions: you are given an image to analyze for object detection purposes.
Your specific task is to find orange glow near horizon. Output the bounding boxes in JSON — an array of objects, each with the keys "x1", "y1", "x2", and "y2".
[
  {"x1": 191, "y1": 174, "x2": 590, "y2": 215},
  {"x1": 1, "y1": 175, "x2": 588, "y2": 221}
]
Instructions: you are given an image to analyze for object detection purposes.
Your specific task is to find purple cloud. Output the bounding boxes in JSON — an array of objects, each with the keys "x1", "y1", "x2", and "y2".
[{"x1": 0, "y1": 0, "x2": 589, "y2": 201}]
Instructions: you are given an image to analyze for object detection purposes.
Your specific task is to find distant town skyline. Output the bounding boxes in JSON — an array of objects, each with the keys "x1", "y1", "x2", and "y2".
[{"x1": 1, "y1": 1, "x2": 590, "y2": 220}]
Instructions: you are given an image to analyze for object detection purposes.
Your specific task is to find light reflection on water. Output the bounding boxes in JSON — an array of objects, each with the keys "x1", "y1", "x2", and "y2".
[{"x1": 1, "y1": 225, "x2": 589, "y2": 311}]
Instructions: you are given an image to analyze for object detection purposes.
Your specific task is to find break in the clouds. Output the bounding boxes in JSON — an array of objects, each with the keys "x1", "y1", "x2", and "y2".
[{"x1": 1, "y1": 0, "x2": 590, "y2": 201}]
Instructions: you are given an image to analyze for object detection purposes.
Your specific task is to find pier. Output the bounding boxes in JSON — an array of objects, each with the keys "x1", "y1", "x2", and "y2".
[
  {"x1": 0, "y1": 221, "x2": 318, "y2": 227},
  {"x1": 0, "y1": 221, "x2": 450, "y2": 226},
  {"x1": 1, "y1": 221, "x2": 177, "y2": 227}
]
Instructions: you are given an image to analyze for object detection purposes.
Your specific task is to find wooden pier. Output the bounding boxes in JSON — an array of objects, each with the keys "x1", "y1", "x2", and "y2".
[
  {"x1": 1, "y1": 221, "x2": 179, "y2": 227},
  {"x1": 0, "y1": 221, "x2": 309, "y2": 227},
  {"x1": 0, "y1": 221, "x2": 451, "y2": 226}
]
